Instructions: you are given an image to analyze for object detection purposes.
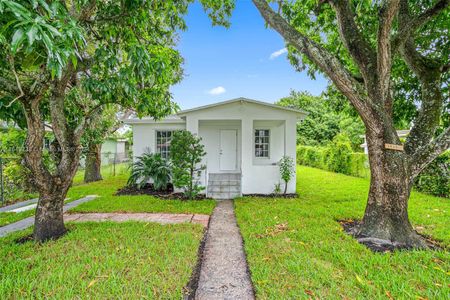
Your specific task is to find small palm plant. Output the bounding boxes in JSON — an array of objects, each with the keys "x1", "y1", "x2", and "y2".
[{"x1": 127, "y1": 153, "x2": 172, "y2": 191}]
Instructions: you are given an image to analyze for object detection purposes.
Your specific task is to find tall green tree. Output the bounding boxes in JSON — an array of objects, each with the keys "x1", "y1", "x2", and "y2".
[
  {"x1": 277, "y1": 90, "x2": 364, "y2": 149},
  {"x1": 252, "y1": 0, "x2": 449, "y2": 248},
  {"x1": 82, "y1": 107, "x2": 133, "y2": 183},
  {"x1": 0, "y1": 0, "x2": 233, "y2": 242}
]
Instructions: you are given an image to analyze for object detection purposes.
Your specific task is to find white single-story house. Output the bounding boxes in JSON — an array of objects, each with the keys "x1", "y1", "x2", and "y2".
[{"x1": 124, "y1": 97, "x2": 306, "y2": 199}]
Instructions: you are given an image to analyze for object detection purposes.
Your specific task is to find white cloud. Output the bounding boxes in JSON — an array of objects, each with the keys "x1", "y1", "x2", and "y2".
[
  {"x1": 207, "y1": 86, "x2": 226, "y2": 95},
  {"x1": 270, "y1": 48, "x2": 287, "y2": 59}
]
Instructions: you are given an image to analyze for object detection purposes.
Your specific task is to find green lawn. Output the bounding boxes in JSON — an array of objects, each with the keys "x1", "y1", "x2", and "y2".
[
  {"x1": 235, "y1": 166, "x2": 449, "y2": 299},
  {"x1": 0, "y1": 222, "x2": 203, "y2": 298},
  {"x1": 0, "y1": 165, "x2": 215, "y2": 227}
]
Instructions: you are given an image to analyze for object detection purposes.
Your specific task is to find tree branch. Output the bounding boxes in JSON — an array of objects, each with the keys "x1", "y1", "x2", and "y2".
[
  {"x1": 252, "y1": 0, "x2": 376, "y2": 128},
  {"x1": 393, "y1": 0, "x2": 450, "y2": 52},
  {"x1": 5, "y1": 56, "x2": 25, "y2": 107},
  {"x1": 328, "y1": 0, "x2": 377, "y2": 83},
  {"x1": 21, "y1": 95, "x2": 52, "y2": 191},
  {"x1": 376, "y1": 0, "x2": 400, "y2": 102},
  {"x1": 0, "y1": 76, "x2": 19, "y2": 95},
  {"x1": 401, "y1": 39, "x2": 443, "y2": 154},
  {"x1": 410, "y1": 126, "x2": 450, "y2": 177}
]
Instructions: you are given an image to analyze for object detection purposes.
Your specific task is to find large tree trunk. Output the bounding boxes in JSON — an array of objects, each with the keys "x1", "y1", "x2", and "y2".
[
  {"x1": 33, "y1": 189, "x2": 67, "y2": 242},
  {"x1": 356, "y1": 132, "x2": 428, "y2": 248},
  {"x1": 84, "y1": 142, "x2": 103, "y2": 183}
]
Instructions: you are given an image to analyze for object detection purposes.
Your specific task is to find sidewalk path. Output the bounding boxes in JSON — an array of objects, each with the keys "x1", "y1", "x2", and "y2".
[
  {"x1": 195, "y1": 200, "x2": 255, "y2": 300},
  {"x1": 65, "y1": 213, "x2": 209, "y2": 227},
  {"x1": 0, "y1": 198, "x2": 38, "y2": 213},
  {"x1": 0, "y1": 195, "x2": 97, "y2": 238}
]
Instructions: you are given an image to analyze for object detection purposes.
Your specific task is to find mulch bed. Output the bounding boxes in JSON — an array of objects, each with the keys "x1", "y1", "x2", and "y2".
[
  {"x1": 243, "y1": 193, "x2": 298, "y2": 198},
  {"x1": 115, "y1": 184, "x2": 209, "y2": 200},
  {"x1": 339, "y1": 219, "x2": 443, "y2": 253}
]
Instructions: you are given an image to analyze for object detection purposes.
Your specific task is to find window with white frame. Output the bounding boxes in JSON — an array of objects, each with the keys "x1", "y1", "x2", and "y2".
[
  {"x1": 156, "y1": 131, "x2": 173, "y2": 159},
  {"x1": 254, "y1": 129, "x2": 270, "y2": 158}
]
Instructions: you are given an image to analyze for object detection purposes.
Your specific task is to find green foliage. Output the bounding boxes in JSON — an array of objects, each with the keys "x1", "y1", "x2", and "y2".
[
  {"x1": 414, "y1": 152, "x2": 450, "y2": 198},
  {"x1": 279, "y1": 1, "x2": 449, "y2": 131},
  {"x1": 297, "y1": 143, "x2": 369, "y2": 178},
  {"x1": 273, "y1": 182, "x2": 281, "y2": 195},
  {"x1": 297, "y1": 144, "x2": 446, "y2": 197},
  {"x1": 0, "y1": 128, "x2": 35, "y2": 202},
  {"x1": 324, "y1": 133, "x2": 353, "y2": 175},
  {"x1": 127, "y1": 153, "x2": 172, "y2": 191},
  {"x1": 170, "y1": 131, "x2": 206, "y2": 200},
  {"x1": 279, "y1": 155, "x2": 294, "y2": 195},
  {"x1": 277, "y1": 90, "x2": 364, "y2": 150}
]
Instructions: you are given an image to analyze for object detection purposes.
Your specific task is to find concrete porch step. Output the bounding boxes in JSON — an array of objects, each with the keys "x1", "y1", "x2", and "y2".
[
  {"x1": 207, "y1": 173, "x2": 242, "y2": 200},
  {"x1": 208, "y1": 192, "x2": 241, "y2": 200},
  {"x1": 208, "y1": 180, "x2": 241, "y2": 187},
  {"x1": 207, "y1": 185, "x2": 241, "y2": 193},
  {"x1": 209, "y1": 173, "x2": 241, "y2": 180}
]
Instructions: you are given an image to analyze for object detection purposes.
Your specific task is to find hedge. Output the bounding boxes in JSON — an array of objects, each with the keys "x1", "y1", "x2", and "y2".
[
  {"x1": 297, "y1": 145, "x2": 449, "y2": 198},
  {"x1": 297, "y1": 145, "x2": 368, "y2": 178}
]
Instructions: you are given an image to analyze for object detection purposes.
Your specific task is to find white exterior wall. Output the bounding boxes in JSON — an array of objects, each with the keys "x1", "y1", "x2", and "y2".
[
  {"x1": 128, "y1": 100, "x2": 302, "y2": 195},
  {"x1": 132, "y1": 123, "x2": 186, "y2": 158},
  {"x1": 179, "y1": 101, "x2": 299, "y2": 194}
]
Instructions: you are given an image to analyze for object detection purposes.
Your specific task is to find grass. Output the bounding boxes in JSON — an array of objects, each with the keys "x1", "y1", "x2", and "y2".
[
  {"x1": 235, "y1": 166, "x2": 450, "y2": 299},
  {"x1": 72, "y1": 162, "x2": 130, "y2": 185},
  {"x1": 0, "y1": 164, "x2": 215, "y2": 227},
  {"x1": 0, "y1": 222, "x2": 203, "y2": 298}
]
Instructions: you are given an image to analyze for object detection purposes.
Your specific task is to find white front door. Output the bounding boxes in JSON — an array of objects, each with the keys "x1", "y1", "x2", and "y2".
[{"x1": 219, "y1": 129, "x2": 237, "y2": 171}]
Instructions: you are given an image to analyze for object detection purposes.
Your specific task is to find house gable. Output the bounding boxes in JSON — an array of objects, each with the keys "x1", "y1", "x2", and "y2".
[{"x1": 177, "y1": 97, "x2": 307, "y2": 119}]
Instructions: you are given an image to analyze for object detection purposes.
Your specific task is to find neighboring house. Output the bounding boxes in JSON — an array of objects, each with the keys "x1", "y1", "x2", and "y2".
[
  {"x1": 100, "y1": 138, "x2": 130, "y2": 165},
  {"x1": 125, "y1": 97, "x2": 306, "y2": 199},
  {"x1": 360, "y1": 129, "x2": 410, "y2": 154}
]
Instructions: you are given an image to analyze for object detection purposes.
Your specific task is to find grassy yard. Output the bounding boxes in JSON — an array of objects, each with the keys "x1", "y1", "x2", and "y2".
[
  {"x1": 0, "y1": 222, "x2": 203, "y2": 298},
  {"x1": 0, "y1": 164, "x2": 215, "y2": 227},
  {"x1": 235, "y1": 166, "x2": 449, "y2": 299}
]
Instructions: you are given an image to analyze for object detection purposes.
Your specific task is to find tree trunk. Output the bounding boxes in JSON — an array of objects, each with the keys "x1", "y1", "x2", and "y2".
[
  {"x1": 356, "y1": 132, "x2": 428, "y2": 248},
  {"x1": 84, "y1": 143, "x2": 103, "y2": 183},
  {"x1": 283, "y1": 180, "x2": 288, "y2": 196},
  {"x1": 33, "y1": 189, "x2": 66, "y2": 242}
]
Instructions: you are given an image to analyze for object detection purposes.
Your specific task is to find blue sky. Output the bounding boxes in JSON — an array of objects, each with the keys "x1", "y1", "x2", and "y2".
[{"x1": 170, "y1": 1, "x2": 328, "y2": 109}]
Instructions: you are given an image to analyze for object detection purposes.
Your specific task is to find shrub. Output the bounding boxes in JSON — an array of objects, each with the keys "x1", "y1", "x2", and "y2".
[
  {"x1": 127, "y1": 153, "x2": 172, "y2": 191},
  {"x1": 414, "y1": 152, "x2": 449, "y2": 198},
  {"x1": 296, "y1": 146, "x2": 325, "y2": 169},
  {"x1": 325, "y1": 133, "x2": 353, "y2": 175},
  {"x1": 170, "y1": 131, "x2": 206, "y2": 200},
  {"x1": 279, "y1": 156, "x2": 295, "y2": 196},
  {"x1": 296, "y1": 141, "x2": 368, "y2": 178},
  {"x1": 349, "y1": 153, "x2": 370, "y2": 178}
]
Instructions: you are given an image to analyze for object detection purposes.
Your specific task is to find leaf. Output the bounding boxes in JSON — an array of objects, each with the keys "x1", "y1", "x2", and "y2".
[
  {"x1": 11, "y1": 28, "x2": 25, "y2": 53},
  {"x1": 87, "y1": 279, "x2": 97, "y2": 288},
  {"x1": 355, "y1": 275, "x2": 364, "y2": 284},
  {"x1": 385, "y1": 290, "x2": 394, "y2": 300},
  {"x1": 26, "y1": 26, "x2": 38, "y2": 46}
]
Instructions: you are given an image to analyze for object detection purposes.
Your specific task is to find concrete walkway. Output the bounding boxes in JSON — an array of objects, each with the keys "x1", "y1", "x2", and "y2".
[
  {"x1": 65, "y1": 213, "x2": 209, "y2": 227},
  {"x1": 0, "y1": 198, "x2": 38, "y2": 213},
  {"x1": 195, "y1": 200, "x2": 255, "y2": 300},
  {"x1": 0, "y1": 195, "x2": 97, "y2": 238}
]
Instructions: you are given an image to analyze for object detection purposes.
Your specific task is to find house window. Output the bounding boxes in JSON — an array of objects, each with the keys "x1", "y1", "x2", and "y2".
[
  {"x1": 255, "y1": 129, "x2": 270, "y2": 158},
  {"x1": 156, "y1": 131, "x2": 173, "y2": 159}
]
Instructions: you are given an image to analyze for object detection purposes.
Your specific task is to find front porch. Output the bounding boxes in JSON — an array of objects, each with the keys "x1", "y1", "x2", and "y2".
[{"x1": 189, "y1": 118, "x2": 294, "y2": 196}]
